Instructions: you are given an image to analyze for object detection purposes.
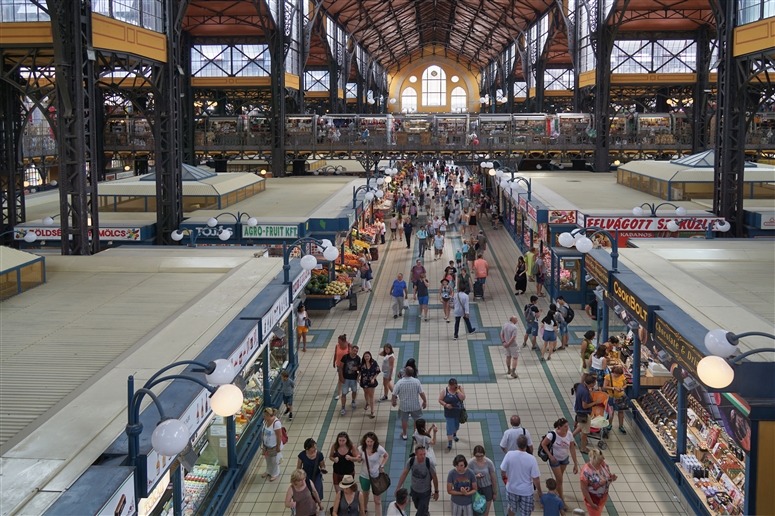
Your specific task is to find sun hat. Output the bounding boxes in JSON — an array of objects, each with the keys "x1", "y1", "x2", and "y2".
[{"x1": 339, "y1": 475, "x2": 356, "y2": 489}]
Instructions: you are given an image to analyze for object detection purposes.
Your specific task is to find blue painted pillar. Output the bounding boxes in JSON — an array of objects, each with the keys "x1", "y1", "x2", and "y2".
[
  {"x1": 676, "y1": 381, "x2": 687, "y2": 457},
  {"x1": 262, "y1": 343, "x2": 272, "y2": 407},
  {"x1": 631, "y1": 330, "x2": 641, "y2": 399}
]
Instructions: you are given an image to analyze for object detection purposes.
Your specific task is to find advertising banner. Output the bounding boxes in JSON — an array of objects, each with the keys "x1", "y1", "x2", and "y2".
[
  {"x1": 242, "y1": 224, "x2": 299, "y2": 239},
  {"x1": 15, "y1": 227, "x2": 142, "y2": 241},
  {"x1": 548, "y1": 210, "x2": 577, "y2": 224},
  {"x1": 583, "y1": 216, "x2": 726, "y2": 232}
]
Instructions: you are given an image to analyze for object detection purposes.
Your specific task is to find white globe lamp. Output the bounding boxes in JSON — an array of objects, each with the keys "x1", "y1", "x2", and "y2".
[
  {"x1": 705, "y1": 329, "x2": 738, "y2": 357},
  {"x1": 205, "y1": 359, "x2": 236, "y2": 386},
  {"x1": 575, "y1": 236, "x2": 594, "y2": 254},
  {"x1": 207, "y1": 217, "x2": 218, "y2": 227},
  {"x1": 632, "y1": 206, "x2": 644, "y2": 217},
  {"x1": 151, "y1": 418, "x2": 190, "y2": 457},
  {"x1": 675, "y1": 206, "x2": 687, "y2": 217},
  {"x1": 714, "y1": 221, "x2": 731, "y2": 232},
  {"x1": 558, "y1": 232, "x2": 576, "y2": 248},
  {"x1": 23, "y1": 231, "x2": 37, "y2": 243},
  {"x1": 365, "y1": 191, "x2": 375, "y2": 201},
  {"x1": 666, "y1": 220, "x2": 680, "y2": 232},
  {"x1": 171, "y1": 230, "x2": 184, "y2": 241},
  {"x1": 323, "y1": 245, "x2": 340, "y2": 262},
  {"x1": 218, "y1": 229, "x2": 232, "y2": 241},
  {"x1": 376, "y1": 177, "x2": 384, "y2": 185},
  {"x1": 321, "y1": 239, "x2": 333, "y2": 249},
  {"x1": 247, "y1": 217, "x2": 258, "y2": 227},
  {"x1": 210, "y1": 384, "x2": 244, "y2": 417},
  {"x1": 300, "y1": 254, "x2": 318, "y2": 270},
  {"x1": 697, "y1": 356, "x2": 735, "y2": 389},
  {"x1": 43, "y1": 216, "x2": 55, "y2": 225},
  {"x1": 376, "y1": 189, "x2": 384, "y2": 198}
]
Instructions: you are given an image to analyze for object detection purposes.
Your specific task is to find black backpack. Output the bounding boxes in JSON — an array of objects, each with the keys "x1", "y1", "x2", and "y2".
[
  {"x1": 408, "y1": 453, "x2": 432, "y2": 471},
  {"x1": 564, "y1": 305, "x2": 575, "y2": 324},
  {"x1": 537, "y1": 431, "x2": 557, "y2": 462}
]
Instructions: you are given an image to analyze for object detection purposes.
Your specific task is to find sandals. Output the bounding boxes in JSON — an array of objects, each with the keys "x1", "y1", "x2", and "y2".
[
  {"x1": 261, "y1": 473, "x2": 270, "y2": 478},
  {"x1": 369, "y1": 413, "x2": 376, "y2": 419}
]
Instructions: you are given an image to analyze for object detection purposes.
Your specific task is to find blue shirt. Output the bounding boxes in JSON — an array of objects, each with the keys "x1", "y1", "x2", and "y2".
[
  {"x1": 539, "y1": 493, "x2": 565, "y2": 516},
  {"x1": 392, "y1": 279, "x2": 407, "y2": 297},
  {"x1": 574, "y1": 382, "x2": 593, "y2": 414}
]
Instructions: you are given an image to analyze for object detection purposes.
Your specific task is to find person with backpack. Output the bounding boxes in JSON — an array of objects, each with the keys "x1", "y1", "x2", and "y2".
[
  {"x1": 500, "y1": 415, "x2": 533, "y2": 454},
  {"x1": 539, "y1": 418, "x2": 579, "y2": 503},
  {"x1": 394, "y1": 445, "x2": 439, "y2": 516},
  {"x1": 555, "y1": 296, "x2": 574, "y2": 351},
  {"x1": 261, "y1": 407, "x2": 284, "y2": 481},
  {"x1": 521, "y1": 296, "x2": 541, "y2": 350}
]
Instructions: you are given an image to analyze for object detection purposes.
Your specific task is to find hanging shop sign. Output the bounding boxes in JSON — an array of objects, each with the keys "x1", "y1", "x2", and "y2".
[
  {"x1": 242, "y1": 224, "x2": 298, "y2": 239},
  {"x1": 228, "y1": 324, "x2": 259, "y2": 371},
  {"x1": 98, "y1": 473, "x2": 136, "y2": 516},
  {"x1": 15, "y1": 226, "x2": 143, "y2": 241},
  {"x1": 653, "y1": 313, "x2": 704, "y2": 379},
  {"x1": 518, "y1": 197, "x2": 527, "y2": 211},
  {"x1": 527, "y1": 203, "x2": 538, "y2": 221},
  {"x1": 576, "y1": 212, "x2": 586, "y2": 228},
  {"x1": 583, "y1": 216, "x2": 726, "y2": 232},
  {"x1": 261, "y1": 291, "x2": 291, "y2": 341},
  {"x1": 611, "y1": 277, "x2": 649, "y2": 328},
  {"x1": 548, "y1": 210, "x2": 577, "y2": 224},
  {"x1": 584, "y1": 254, "x2": 609, "y2": 290},
  {"x1": 292, "y1": 268, "x2": 312, "y2": 300}
]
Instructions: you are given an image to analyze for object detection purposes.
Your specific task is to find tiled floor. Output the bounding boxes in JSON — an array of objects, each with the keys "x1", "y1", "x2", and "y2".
[{"x1": 227, "y1": 205, "x2": 691, "y2": 516}]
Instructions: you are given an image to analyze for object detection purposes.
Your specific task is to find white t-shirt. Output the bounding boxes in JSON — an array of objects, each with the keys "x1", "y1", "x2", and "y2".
[
  {"x1": 262, "y1": 418, "x2": 283, "y2": 449},
  {"x1": 545, "y1": 430, "x2": 574, "y2": 461},
  {"x1": 500, "y1": 450, "x2": 540, "y2": 496},
  {"x1": 360, "y1": 445, "x2": 388, "y2": 478},
  {"x1": 386, "y1": 502, "x2": 408, "y2": 516}
]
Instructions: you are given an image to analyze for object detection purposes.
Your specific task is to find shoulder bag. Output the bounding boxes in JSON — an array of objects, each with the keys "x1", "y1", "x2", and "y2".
[{"x1": 366, "y1": 450, "x2": 391, "y2": 496}]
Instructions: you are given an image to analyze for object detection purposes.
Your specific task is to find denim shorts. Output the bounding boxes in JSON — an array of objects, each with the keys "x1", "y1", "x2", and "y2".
[
  {"x1": 283, "y1": 394, "x2": 293, "y2": 406},
  {"x1": 549, "y1": 456, "x2": 570, "y2": 468},
  {"x1": 418, "y1": 295, "x2": 429, "y2": 306},
  {"x1": 558, "y1": 322, "x2": 569, "y2": 337},
  {"x1": 543, "y1": 330, "x2": 557, "y2": 342},
  {"x1": 343, "y1": 379, "x2": 358, "y2": 394},
  {"x1": 526, "y1": 321, "x2": 539, "y2": 336}
]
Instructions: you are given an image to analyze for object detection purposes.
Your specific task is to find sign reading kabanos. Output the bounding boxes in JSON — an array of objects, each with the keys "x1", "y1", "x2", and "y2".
[{"x1": 611, "y1": 278, "x2": 649, "y2": 327}]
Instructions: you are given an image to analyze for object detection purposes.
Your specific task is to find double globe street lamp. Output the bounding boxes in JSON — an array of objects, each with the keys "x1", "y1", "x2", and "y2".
[
  {"x1": 558, "y1": 226, "x2": 620, "y2": 272},
  {"x1": 283, "y1": 237, "x2": 340, "y2": 285},
  {"x1": 696, "y1": 329, "x2": 775, "y2": 396}
]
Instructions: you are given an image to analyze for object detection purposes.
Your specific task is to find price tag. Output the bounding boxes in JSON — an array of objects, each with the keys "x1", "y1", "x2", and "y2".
[{"x1": 334, "y1": 295, "x2": 341, "y2": 301}]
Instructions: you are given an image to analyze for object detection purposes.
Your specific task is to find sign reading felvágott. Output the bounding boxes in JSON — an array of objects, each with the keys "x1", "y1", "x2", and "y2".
[
  {"x1": 584, "y1": 216, "x2": 726, "y2": 232},
  {"x1": 242, "y1": 224, "x2": 298, "y2": 239}
]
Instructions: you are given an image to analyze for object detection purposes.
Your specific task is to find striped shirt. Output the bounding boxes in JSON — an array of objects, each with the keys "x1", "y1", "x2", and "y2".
[{"x1": 393, "y1": 377, "x2": 424, "y2": 412}]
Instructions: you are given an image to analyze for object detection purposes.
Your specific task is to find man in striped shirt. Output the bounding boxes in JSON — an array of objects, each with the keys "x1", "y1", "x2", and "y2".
[{"x1": 392, "y1": 366, "x2": 427, "y2": 440}]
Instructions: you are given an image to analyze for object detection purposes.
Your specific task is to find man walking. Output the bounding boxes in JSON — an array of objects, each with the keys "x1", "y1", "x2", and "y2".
[
  {"x1": 572, "y1": 374, "x2": 597, "y2": 453},
  {"x1": 473, "y1": 252, "x2": 489, "y2": 296},
  {"x1": 392, "y1": 366, "x2": 427, "y2": 440},
  {"x1": 476, "y1": 230, "x2": 488, "y2": 252},
  {"x1": 522, "y1": 296, "x2": 541, "y2": 350},
  {"x1": 501, "y1": 316, "x2": 521, "y2": 378},
  {"x1": 339, "y1": 345, "x2": 361, "y2": 416},
  {"x1": 411, "y1": 259, "x2": 426, "y2": 284},
  {"x1": 390, "y1": 273, "x2": 408, "y2": 318},
  {"x1": 416, "y1": 226, "x2": 428, "y2": 258},
  {"x1": 386, "y1": 488, "x2": 411, "y2": 516},
  {"x1": 394, "y1": 446, "x2": 439, "y2": 516},
  {"x1": 500, "y1": 435, "x2": 542, "y2": 516},
  {"x1": 452, "y1": 290, "x2": 477, "y2": 340},
  {"x1": 500, "y1": 415, "x2": 533, "y2": 454},
  {"x1": 404, "y1": 219, "x2": 414, "y2": 249}
]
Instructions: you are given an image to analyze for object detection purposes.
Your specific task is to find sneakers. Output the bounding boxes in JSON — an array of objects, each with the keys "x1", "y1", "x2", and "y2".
[
  {"x1": 453, "y1": 336, "x2": 458, "y2": 340},
  {"x1": 351, "y1": 401, "x2": 357, "y2": 409},
  {"x1": 470, "y1": 328, "x2": 477, "y2": 333},
  {"x1": 619, "y1": 426, "x2": 627, "y2": 434},
  {"x1": 453, "y1": 435, "x2": 459, "y2": 442},
  {"x1": 289, "y1": 413, "x2": 293, "y2": 420},
  {"x1": 378, "y1": 396, "x2": 388, "y2": 402},
  {"x1": 510, "y1": 371, "x2": 519, "y2": 378},
  {"x1": 283, "y1": 407, "x2": 290, "y2": 415},
  {"x1": 340, "y1": 408, "x2": 346, "y2": 416},
  {"x1": 447, "y1": 442, "x2": 453, "y2": 450},
  {"x1": 394, "y1": 315, "x2": 398, "y2": 319}
]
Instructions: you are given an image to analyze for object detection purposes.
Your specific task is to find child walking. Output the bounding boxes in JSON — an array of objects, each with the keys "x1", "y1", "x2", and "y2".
[
  {"x1": 539, "y1": 478, "x2": 566, "y2": 516},
  {"x1": 455, "y1": 248, "x2": 463, "y2": 268},
  {"x1": 280, "y1": 370, "x2": 295, "y2": 420}
]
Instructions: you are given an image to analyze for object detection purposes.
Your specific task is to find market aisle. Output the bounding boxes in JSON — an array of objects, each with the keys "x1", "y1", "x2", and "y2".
[{"x1": 226, "y1": 208, "x2": 688, "y2": 516}]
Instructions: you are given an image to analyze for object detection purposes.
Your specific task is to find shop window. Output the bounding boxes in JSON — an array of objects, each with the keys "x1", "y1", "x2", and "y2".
[
  {"x1": 422, "y1": 65, "x2": 446, "y2": 107},
  {"x1": 450, "y1": 87, "x2": 467, "y2": 112},
  {"x1": 559, "y1": 258, "x2": 580, "y2": 291},
  {"x1": 401, "y1": 87, "x2": 418, "y2": 112}
]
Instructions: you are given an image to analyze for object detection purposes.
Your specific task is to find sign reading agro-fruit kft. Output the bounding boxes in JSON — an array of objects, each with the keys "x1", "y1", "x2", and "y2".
[{"x1": 242, "y1": 224, "x2": 298, "y2": 239}]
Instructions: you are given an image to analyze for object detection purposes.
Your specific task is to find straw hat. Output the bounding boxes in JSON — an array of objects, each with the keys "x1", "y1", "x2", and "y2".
[{"x1": 338, "y1": 475, "x2": 356, "y2": 489}]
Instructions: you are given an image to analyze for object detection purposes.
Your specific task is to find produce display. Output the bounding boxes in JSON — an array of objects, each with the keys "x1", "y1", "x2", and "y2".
[
  {"x1": 306, "y1": 272, "x2": 330, "y2": 294},
  {"x1": 324, "y1": 280, "x2": 349, "y2": 295}
]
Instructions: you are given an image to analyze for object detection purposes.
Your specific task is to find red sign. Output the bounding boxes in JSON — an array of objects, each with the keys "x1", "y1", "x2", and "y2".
[
  {"x1": 518, "y1": 197, "x2": 527, "y2": 211},
  {"x1": 15, "y1": 226, "x2": 142, "y2": 241},
  {"x1": 548, "y1": 210, "x2": 576, "y2": 224},
  {"x1": 527, "y1": 204, "x2": 538, "y2": 221},
  {"x1": 584, "y1": 216, "x2": 726, "y2": 232}
]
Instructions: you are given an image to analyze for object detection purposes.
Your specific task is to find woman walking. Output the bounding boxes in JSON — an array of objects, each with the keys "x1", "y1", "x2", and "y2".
[
  {"x1": 390, "y1": 214, "x2": 398, "y2": 240},
  {"x1": 359, "y1": 351, "x2": 380, "y2": 419},
  {"x1": 446, "y1": 455, "x2": 478, "y2": 516},
  {"x1": 334, "y1": 334, "x2": 352, "y2": 400},
  {"x1": 359, "y1": 256, "x2": 372, "y2": 292},
  {"x1": 358, "y1": 432, "x2": 389, "y2": 516},
  {"x1": 457, "y1": 267, "x2": 472, "y2": 295},
  {"x1": 414, "y1": 273, "x2": 430, "y2": 321},
  {"x1": 603, "y1": 365, "x2": 629, "y2": 433},
  {"x1": 468, "y1": 208, "x2": 477, "y2": 229},
  {"x1": 579, "y1": 449, "x2": 617, "y2": 516},
  {"x1": 514, "y1": 256, "x2": 527, "y2": 295},
  {"x1": 378, "y1": 344, "x2": 395, "y2": 402},
  {"x1": 397, "y1": 214, "x2": 404, "y2": 241},
  {"x1": 540, "y1": 305, "x2": 559, "y2": 362},
  {"x1": 439, "y1": 278, "x2": 453, "y2": 322},
  {"x1": 540, "y1": 417, "x2": 579, "y2": 502},
  {"x1": 332, "y1": 475, "x2": 366, "y2": 516},
  {"x1": 439, "y1": 378, "x2": 465, "y2": 451},
  {"x1": 297, "y1": 303, "x2": 309, "y2": 352},
  {"x1": 329, "y1": 432, "x2": 360, "y2": 495},
  {"x1": 261, "y1": 408, "x2": 283, "y2": 481},
  {"x1": 468, "y1": 445, "x2": 497, "y2": 516},
  {"x1": 460, "y1": 209, "x2": 469, "y2": 237},
  {"x1": 466, "y1": 239, "x2": 477, "y2": 273},
  {"x1": 285, "y1": 470, "x2": 324, "y2": 516},
  {"x1": 297, "y1": 438, "x2": 326, "y2": 501},
  {"x1": 413, "y1": 418, "x2": 438, "y2": 465}
]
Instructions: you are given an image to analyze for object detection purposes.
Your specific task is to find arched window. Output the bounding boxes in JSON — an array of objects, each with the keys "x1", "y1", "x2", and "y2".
[
  {"x1": 450, "y1": 87, "x2": 467, "y2": 111},
  {"x1": 422, "y1": 65, "x2": 446, "y2": 106},
  {"x1": 401, "y1": 87, "x2": 418, "y2": 112}
]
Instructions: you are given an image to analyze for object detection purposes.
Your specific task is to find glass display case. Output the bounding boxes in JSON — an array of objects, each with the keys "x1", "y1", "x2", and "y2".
[
  {"x1": 235, "y1": 349, "x2": 267, "y2": 446},
  {"x1": 559, "y1": 257, "x2": 581, "y2": 291}
]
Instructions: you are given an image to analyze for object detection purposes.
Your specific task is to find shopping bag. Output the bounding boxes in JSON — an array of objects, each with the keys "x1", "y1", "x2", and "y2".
[{"x1": 403, "y1": 299, "x2": 409, "y2": 309}]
